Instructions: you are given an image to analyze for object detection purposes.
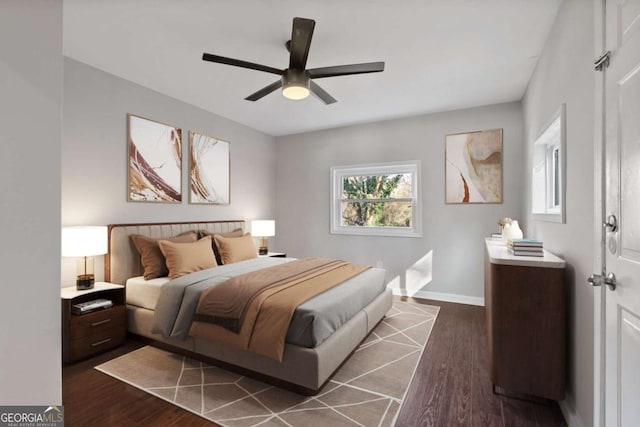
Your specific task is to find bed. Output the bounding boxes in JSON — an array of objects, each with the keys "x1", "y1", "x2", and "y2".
[{"x1": 105, "y1": 220, "x2": 393, "y2": 394}]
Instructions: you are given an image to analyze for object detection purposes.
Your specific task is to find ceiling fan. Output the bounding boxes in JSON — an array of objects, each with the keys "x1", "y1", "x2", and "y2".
[{"x1": 202, "y1": 17, "x2": 385, "y2": 104}]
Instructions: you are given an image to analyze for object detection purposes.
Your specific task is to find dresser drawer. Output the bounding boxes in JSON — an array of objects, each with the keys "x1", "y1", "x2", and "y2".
[
  {"x1": 69, "y1": 325, "x2": 126, "y2": 361},
  {"x1": 70, "y1": 305, "x2": 126, "y2": 340}
]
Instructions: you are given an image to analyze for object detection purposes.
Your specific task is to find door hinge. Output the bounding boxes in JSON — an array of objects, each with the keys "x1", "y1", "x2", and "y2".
[{"x1": 594, "y1": 51, "x2": 611, "y2": 71}]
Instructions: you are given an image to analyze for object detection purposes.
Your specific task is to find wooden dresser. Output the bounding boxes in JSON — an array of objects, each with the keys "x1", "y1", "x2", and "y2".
[{"x1": 484, "y1": 238, "x2": 566, "y2": 400}]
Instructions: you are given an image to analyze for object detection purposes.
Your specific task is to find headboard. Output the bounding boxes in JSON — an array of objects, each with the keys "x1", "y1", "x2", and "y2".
[{"x1": 105, "y1": 220, "x2": 245, "y2": 285}]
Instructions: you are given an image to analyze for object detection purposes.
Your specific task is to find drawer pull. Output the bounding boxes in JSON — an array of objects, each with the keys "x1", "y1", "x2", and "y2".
[
  {"x1": 91, "y1": 338, "x2": 111, "y2": 347},
  {"x1": 91, "y1": 319, "x2": 112, "y2": 327}
]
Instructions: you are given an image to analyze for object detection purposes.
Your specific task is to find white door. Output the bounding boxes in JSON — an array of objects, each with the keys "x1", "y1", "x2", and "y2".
[{"x1": 602, "y1": 0, "x2": 640, "y2": 425}]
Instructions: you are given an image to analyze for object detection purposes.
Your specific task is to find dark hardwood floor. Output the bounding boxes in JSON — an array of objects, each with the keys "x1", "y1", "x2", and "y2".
[{"x1": 62, "y1": 298, "x2": 567, "y2": 426}]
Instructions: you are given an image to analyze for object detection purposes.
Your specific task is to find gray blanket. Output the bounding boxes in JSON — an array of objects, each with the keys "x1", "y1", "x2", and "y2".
[{"x1": 151, "y1": 257, "x2": 386, "y2": 348}]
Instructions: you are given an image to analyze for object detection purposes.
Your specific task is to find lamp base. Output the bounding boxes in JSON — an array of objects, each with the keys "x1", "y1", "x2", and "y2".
[
  {"x1": 258, "y1": 247, "x2": 268, "y2": 255},
  {"x1": 76, "y1": 274, "x2": 95, "y2": 290}
]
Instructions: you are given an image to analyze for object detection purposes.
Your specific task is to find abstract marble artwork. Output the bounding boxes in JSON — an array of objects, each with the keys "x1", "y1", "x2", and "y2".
[{"x1": 445, "y1": 128, "x2": 503, "y2": 204}]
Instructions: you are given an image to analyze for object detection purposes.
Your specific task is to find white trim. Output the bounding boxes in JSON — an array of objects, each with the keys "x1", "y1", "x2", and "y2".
[
  {"x1": 390, "y1": 288, "x2": 484, "y2": 307},
  {"x1": 531, "y1": 104, "x2": 567, "y2": 224},
  {"x1": 330, "y1": 161, "x2": 422, "y2": 238},
  {"x1": 592, "y1": 1, "x2": 606, "y2": 426}
]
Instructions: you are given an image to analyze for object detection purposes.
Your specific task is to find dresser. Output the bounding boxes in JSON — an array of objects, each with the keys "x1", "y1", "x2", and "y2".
[{"x1": 484, "y1": 238, "x2": 566, "y2": 400}]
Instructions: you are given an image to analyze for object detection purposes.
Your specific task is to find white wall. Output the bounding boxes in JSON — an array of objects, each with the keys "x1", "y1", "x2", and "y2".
[
  {"x1": 0, "y1": 1, "x2": 62, "y2": 405},
  {"x1": 62, "y1": 58, "x2": 277, "y2": 285},
  {"x1": 521, "y1": 0, "x2": 595, "y2": 425},
  {"x1": 275, "y1": 102, "x2": 523, "y2": 304}
]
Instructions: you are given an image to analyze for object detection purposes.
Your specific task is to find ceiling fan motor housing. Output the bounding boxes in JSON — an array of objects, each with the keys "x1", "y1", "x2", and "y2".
[{"x1": 282, "y1": 69, "x2": 310, "y2": 99}]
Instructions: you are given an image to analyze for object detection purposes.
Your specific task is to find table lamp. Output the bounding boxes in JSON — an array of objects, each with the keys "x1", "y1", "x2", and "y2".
[
  {"x1": 62, "y1": 226, "x2": 108, "y2": 290},
  {"x1": 251, "y1": 220, "x2": 275, "y2": 255}
]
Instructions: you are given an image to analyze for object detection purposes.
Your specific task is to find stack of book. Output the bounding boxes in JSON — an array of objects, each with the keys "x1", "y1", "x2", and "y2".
[{"x1": 507, "y1": 238, "x2": 543, "y2": 257}]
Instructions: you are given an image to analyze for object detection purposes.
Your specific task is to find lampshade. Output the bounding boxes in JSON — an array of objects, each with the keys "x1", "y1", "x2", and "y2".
[
  {"x1": 251, "y1": 220, "x2": 275, "y2": 237},
  {"x1": 61, "y1": 226, "x2": 108, "y2": 257}
]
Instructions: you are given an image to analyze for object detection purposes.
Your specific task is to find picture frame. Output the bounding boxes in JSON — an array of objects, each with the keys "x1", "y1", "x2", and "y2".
[
  {"x1": 445, "y1": 128, "x2": 503, "y2": 204},
  {"x1": 189, "y1": 131, "x2": 230, "y2": 205},
  {"x1": 127, "y1": 114, "x2": 182, "y2": 203}
]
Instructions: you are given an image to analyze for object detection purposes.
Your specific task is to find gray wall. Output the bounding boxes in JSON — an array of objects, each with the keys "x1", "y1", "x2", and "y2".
[
  {"x1": 521, "y1": 0, "x2": 595, "y2": 425},
  {"x1": 275, "y1": 102, "x2": 523, "y2": 304},
  {"x1": 62, "y1": 58, "x2": 277, "y2": 285},
  {"x1": 0, "y1": 1, "x2": 62, "y2": 404}
]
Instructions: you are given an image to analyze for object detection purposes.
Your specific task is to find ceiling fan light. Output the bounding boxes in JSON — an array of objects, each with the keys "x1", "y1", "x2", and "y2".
[{"x1": 282, "y1": 84, "x2": 310, "y2": 100}]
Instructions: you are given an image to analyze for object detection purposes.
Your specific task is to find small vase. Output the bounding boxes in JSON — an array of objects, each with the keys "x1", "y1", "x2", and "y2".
[
  {"x1": 502, "y1": 220, "x2": 523, "y2": 242},
  {"x1": 510, "y1": 220, "x2": 524, "y2": 239}
]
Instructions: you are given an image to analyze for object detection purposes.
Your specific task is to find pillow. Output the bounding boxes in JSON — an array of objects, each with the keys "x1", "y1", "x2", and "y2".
[
  {"x1": 213, "y1": 233, "x2": 258, "y2": 264},
  {"x1": 131, "y1": 231, "x2": 198, "y2": 279},
  {"x1": 158, "y1": 236, "x2": 218, "y2": 279},
  {"x1": 200, "y1": 228, "x2": 244, "y2": 265}
]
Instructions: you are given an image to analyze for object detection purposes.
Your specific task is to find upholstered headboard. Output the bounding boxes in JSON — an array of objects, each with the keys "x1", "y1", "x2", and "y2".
[{"x1": 105, "y1": 220, "x2": 245, "y2": 285}]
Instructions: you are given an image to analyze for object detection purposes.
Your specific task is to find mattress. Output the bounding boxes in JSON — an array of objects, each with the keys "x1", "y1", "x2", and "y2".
[
  {"x1": 126, "y1": 276, "x2": 169, "y2": 310},
  {"x1": 133, "y1": 258, "x2": 387, "y2": 348}
]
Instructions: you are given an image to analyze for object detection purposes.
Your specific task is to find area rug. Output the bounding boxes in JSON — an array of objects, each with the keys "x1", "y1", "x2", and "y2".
[{"x1": 95, "y1": 300, "x2": 439, "y2": 426}]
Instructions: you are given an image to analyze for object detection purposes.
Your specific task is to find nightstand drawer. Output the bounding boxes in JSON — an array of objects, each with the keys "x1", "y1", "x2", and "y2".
[
  {"x1": 69, "y1": 326, "x2": 126, "y2": 361},
  {"x1": 70, "y1": 306, "x2": 126, "y2": 340}
]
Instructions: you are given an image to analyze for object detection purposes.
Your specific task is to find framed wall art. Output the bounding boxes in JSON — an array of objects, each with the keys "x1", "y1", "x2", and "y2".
[
  {"x1": 128, "y1": 114, "x2": 182, "y2": 203},
  {"x1": 189, "y1": 131, "x2": 230, "y2": 204},
  {"x1": 445, "y1": 128, "x2": 503, "y2": 204}
]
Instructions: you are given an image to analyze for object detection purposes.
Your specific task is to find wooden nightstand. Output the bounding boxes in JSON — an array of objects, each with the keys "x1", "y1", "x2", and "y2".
[
  {"x1": 259, "y1": 252, "x2": 287, "y2": 258},
  {"x1": 61, "y1": 282, "x2": 126, "y2": 363}
]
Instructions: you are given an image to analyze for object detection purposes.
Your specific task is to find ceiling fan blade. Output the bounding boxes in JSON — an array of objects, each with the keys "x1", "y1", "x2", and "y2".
[
  {"x1": 289, "y1": 17, "x2": 315, "y2": 70},
  {"x1": 308, "y1": 61, "x2": 385, "y2": 79},
  {"x1": 309, "y1": 81, "x2": 337, "y2": 105},
  {"x1": 202, "y1": 53, "x2": 282, "y2": 75},
  {"x1": 244, "y1": 80, "x2": 283, "y2": 101}
]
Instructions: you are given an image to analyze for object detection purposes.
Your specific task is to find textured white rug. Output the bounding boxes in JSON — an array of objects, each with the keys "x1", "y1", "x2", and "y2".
[{"x1": 96, "y1": 300, "x2": 439, "y2": 426}]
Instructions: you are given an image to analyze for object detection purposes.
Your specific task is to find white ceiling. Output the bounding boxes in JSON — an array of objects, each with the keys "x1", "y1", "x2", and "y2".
[{"x1": 63, "y1": 0, "x2": 562, "y2": 136}]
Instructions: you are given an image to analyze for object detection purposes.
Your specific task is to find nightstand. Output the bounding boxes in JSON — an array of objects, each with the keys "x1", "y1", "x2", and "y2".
[
  {"x1": 259, "y1": 252, "x2": 287, "y2": 258},
  {"x1": 61, "y1": 282, "x2": 126, "y2": 363}
]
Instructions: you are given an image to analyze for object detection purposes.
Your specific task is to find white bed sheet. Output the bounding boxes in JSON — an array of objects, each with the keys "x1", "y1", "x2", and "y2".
[{"x1": 126, "y1": 276, "x2": 169, "y2": 310}]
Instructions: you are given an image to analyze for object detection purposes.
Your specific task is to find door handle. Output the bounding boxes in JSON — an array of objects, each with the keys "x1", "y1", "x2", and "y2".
[
  {"x1": 604, "y1": 214, "x2": 618, "y2": 232},
  {"x1": 588, "y1": 271, "x2": 617, "y2": 291}
]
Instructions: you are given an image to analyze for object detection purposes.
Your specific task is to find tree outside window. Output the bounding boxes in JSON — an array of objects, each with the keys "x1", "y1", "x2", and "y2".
[{"x1": 331, "y1": 162, "x2": 421, "y2": 237}]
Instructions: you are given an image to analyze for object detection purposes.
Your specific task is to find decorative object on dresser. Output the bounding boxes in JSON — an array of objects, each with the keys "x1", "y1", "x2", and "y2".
[
  {"x1": 61, "y1": 226, "x2": 108, "y2": 290},
  {"x1": 507, "y1": 238, "x2": 544, "y2": 257},
  {"x1": 251, "y1": 219, "x2": 275, "y2": 255},
  {"x1": 500, "y1": 219, "x2": 523, "y2": 243},
  {"x1": 497, "y1": 216, "x2": 512, "y2": 233},
  {"x1": 61, "y1": 283, "x2": 126, "y2": 363},
  {"x1": 445, "y1": 128, "x2": 503, "y2": 204},
  {"x1": 188, "y1": 131, "x2": 230, "y2": 205},
  {"x1": 128, "y1": 114, "x2": 182, "y2": 203},
  {"x1": 484, "y1": 238, "x2": 566, "y2": 400}
]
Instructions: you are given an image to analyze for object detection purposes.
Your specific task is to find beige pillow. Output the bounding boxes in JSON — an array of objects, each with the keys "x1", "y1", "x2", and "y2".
[
  {"x1": 200, "y1": 228, "x2": 243, "y2": 265},
  {"x1": 131, "y1": 231, "x2": 198, "y2": 279},
  {"x1": 158, "y1": 236, "x2": 218, "y2": 279},
  {"x1": 213, "y1": 233, "x2": 258, "y2": 264}
]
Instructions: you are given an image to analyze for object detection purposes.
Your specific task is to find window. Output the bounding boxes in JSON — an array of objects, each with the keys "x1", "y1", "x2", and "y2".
[
  {"x1": 531, "y1": 104, "x2": 565, "y2": 223},
  {"x1": 331, "y1": 161, "x2": 422, "y2": 237}
]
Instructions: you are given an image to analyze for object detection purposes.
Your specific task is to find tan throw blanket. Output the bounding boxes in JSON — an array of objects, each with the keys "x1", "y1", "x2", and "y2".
[{"x1": 190, "y1": 258, "x2": 370, "y2": 361}]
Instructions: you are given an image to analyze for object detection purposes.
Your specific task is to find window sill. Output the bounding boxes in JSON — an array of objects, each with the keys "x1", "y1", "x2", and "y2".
[{"x1": 331, "y1": 226, "x2": 422, "y2": 238}]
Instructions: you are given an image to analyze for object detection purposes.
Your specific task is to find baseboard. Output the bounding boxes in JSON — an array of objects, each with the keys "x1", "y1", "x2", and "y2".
[{"x1": 390, "y1": 288, "x2": 484, "y2": 307}]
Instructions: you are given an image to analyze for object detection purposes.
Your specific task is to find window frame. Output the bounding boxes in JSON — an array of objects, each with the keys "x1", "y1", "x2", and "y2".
[
  {"x1": 330, "y1": 161, "x2": 422, "y2": 237},
  {"x1": 531, "y1": 104, "x2": 566, "y2": 223}
]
